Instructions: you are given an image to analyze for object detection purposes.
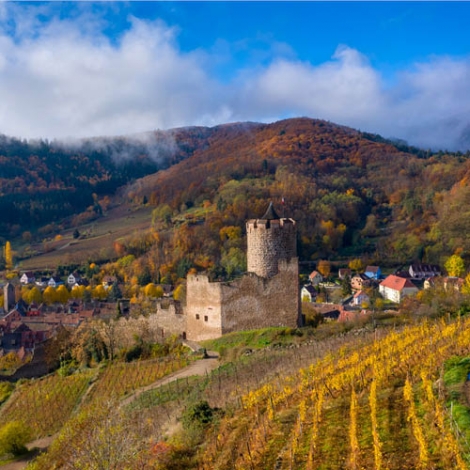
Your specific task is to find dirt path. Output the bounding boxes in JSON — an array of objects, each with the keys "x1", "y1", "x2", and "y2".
[
  {"x1": 120, "y1": 352, "x2": 219, "y2": 408},
  {"x1": 1, "y1": 353, "x2": 220, "y2": 470},
  {"x1": 0, "y1": 437, "x2": 54, "y2": 470}
]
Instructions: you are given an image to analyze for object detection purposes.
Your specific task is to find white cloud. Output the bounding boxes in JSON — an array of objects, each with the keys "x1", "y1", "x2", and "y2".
[
  {"x1": 0, "y1": 6, "x2": 225, "y2": 139},
  {"x1": 0, "y1": 4, "x2": 470, "y2": 151},
  {"x1": 236, "y1": 47, "x2": 470, "y2": 151}
]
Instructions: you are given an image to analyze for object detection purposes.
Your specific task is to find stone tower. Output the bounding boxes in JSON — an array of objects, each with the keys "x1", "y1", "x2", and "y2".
[
  {"x1": 4, "y1": 282, "x2": 15, "y2": 312},
  {"x1": 246, "y1": 202, "x2": 297, "y2": 278}
]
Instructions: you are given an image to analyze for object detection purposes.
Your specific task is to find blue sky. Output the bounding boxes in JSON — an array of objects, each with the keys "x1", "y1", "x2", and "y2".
[{"x1": 1, "y1": 2, "x2": 470, "y2": 150}]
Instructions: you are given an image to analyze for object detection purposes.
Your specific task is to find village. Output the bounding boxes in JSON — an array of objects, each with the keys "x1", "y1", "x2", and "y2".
[
  {"x1": 0, "y1": 201, "x2": 466, "y2": 372},
  {"x1": 300, "y1": 262, "x2": 451, "y2": 321}
]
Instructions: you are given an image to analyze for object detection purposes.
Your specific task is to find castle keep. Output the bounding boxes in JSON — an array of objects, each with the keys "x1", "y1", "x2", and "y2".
[
  {"x1": 247, "y1": 203, "x2": 297, "y2": 278},
  {"x1": 184, "y1": 203, "x2": 300, "y2": 341}
]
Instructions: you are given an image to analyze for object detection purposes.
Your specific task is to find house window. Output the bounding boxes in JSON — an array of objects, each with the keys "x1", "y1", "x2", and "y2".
[
  {"x1": 195, "y1": 314, "x2": 200, "y2": 320},
  {"x1": 204, "y1": 316, "x2": 208, "y2": 322}
]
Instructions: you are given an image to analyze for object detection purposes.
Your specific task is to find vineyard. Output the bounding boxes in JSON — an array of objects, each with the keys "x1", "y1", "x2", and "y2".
[
  {"x1": 1, "y1": 319, "x2": 470, "y2": 469},
  {"x1": 0, "y1": 355, "x2": 187, "y2": 450},
  {"x1": 0, "y1": 371, "x2": 93, "y2": 439},
  {"x1": 84, "y1": 355, "x2": 189, "y2": 405},
  {"x1": 198, "y1": 318, "x2": 470, "y2": 469}
]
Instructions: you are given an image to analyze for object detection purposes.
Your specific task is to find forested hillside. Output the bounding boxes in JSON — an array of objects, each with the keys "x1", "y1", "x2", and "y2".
[
  {"x1": 0, "y1": 127, "x2": 213, "y2": 239},
  {"x1": 115, "y1": 118, "x2": 470, "y2": 283},
  {"x1": 5, "y1": 117, "x2": 470, "y2": 281}
]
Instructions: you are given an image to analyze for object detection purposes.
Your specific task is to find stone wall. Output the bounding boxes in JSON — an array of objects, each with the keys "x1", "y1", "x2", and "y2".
[
  {"x1": 186, "y1": 274, "x2": 223, "y2": 341},
  {"x1": 246, "y1": 218, "x2": 296, "y2": 278},
  {"x1": 154, "y1": 299, "x2": 186, "y2": 338},
  {"x1": 107, "y1": 300, "x2": 186, "y2": 348},
  {"x1": 221, "y1": 258, "x2": 300, "y2": 334},
  {"x1": 185, "y1": 259, "x2": 300, "y2": 342}
]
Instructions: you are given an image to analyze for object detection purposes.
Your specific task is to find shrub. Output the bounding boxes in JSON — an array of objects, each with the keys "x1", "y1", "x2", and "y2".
[
  {"x1": 182, "y1": 400, "x2": 215, "y2": 431},
  {"x1": 0, "y1": 421, "x2": 31, "y2": 457},
  {"x1": 0, "y1": 382, "x2": 14, "y2": 405}
]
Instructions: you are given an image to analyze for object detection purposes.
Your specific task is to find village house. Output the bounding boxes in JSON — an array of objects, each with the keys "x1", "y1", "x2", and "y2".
[
  {"x1": 424, "y1": 276, "x2": 465, "y2": 292},
  {"x1": 351, "y1": 273, "x2": 372, "y2": 291},
  {"x1": 338, "y1": 268, "x2": 351, "y2": 280},
  {"x1": 27, "y1": 302, "x2": 42, "y2": 316},
  {"x1": 338, "y1": 309, "x2": 370, "y2": 322},
  {"x1": 379, "y1": 275, "x2": 419, "y2": 303},
  {"x1": 48, "y1": 276, "x2": 64, "y2": 288},
  {"x1": 301, "y1": 285, "x2": 317, "y2": 303},
  {"x1": 365, "y1": 266, "x2": 381, "y2": 280},
  {"x1": 313, "y1": 303, "x2": 343, "y2": 321},
  {"x1": 102, "y1": 275, "x2": 117, "y2": 288},
  {"x1": 20, "y1": 272, "x2": 36, "y2": 285},
  {"x1": 352, "y1": 291, "x2": 370, "y2": 307},
  {"x1": 67, "y1": 272, "x2": 82, "y2": 286},
  {"x1": 35, "y1": 277, "x2": 49, "y2": 287},
  {"x1": 0, "y1": 323, "x2": 49, "y2": 351},
  {"x1": 308, "y1": 270, "x2": 323, "y2": 286},
  {"x1": 74, "y1": 278, "x2": 89, "y2": 287},
  {"x1": 409, "y1": 263, "x2": 441, "y2": 280}
]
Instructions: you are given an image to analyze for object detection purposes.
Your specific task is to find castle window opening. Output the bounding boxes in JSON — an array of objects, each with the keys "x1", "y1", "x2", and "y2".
[
  {"x1": 196, "y1": 314, "x2": 200, "y2": 320},
  {"x1": 204, "y1": 315, "x2": 208, "y2": 322}
]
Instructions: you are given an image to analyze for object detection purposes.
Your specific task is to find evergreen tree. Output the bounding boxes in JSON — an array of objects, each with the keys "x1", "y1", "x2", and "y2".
[
  {"x1": 137, "y1": 267, "x2": 152, "y2": 286},
  {"x1": 83, "y1": 288, "x2": 92, "y2": 304},
  {"x1": 341, "y1": 276, "x2": 352, "y2": 297},
  {"x1": 109, "y1": 282, "x2": 122, "y2": 301},
  {"x1": 115, "y1": 301, "x2": 123, "y2": 319}
]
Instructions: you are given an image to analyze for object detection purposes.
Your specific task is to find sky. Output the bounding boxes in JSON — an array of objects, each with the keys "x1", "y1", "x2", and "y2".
[{"x1": 1, "y1": 1, "x2": 470, "y2": 150}]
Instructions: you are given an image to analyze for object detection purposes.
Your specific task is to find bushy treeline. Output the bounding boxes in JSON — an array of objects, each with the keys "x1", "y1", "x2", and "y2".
[{"x1": 0, "y1": 127, "x2": 215, "y2": 238}]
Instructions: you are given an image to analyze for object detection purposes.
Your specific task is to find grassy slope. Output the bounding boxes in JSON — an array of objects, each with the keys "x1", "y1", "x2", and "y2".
[{"x1": 18, "y1": 204, "x2": 153, "y2": 270}]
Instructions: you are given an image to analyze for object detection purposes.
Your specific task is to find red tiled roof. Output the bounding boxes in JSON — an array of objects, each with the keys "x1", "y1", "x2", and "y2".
[{"x1": 380, "y1": 275, "x2": 417, "y2": 292}]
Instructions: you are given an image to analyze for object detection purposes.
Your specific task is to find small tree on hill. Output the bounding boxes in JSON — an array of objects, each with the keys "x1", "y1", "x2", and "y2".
[
  {"x1": 83, "y1": 287, "x2": 92, "y2": 303},
  {"x1": 348, "y1": 258, "x2": 364, "y2": 273},
  {"x1": 317, "y1": 260, "x2": 331, "y2": 279},
  {"x1": 108, "y1": 282, "x2": 122, "y2": 301},
  {"x1": 173, "y1": 284, "x2": 186, "y2": 303},
  {"x1": 93, "y1": 285, "x2": 108, "y2": 301},
  {"x1": 43, "y1": 286, "x2": 57, "y2": 305},
  {"x1": 137, "y1": 268, "x2": 152, "y2": 286},
  {"x1": 3, "y1": 241, "x2": 13, "y2": 270},
  {"x1": 56, "y1": 285, "x2": 70, "y2": 305},
  {"x1": 0, "y1": 421, "x2": 31, "y2": 457},
  {"x1": 445, "y1": 254, "x2": 465, "y2": 277}
]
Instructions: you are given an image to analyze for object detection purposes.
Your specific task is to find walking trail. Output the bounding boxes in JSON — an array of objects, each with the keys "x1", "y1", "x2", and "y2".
[{"x1": 1, "y1": 352, "x2": 220, "y2": 470}]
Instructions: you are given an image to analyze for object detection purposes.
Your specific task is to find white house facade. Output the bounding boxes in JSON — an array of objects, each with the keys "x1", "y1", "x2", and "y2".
[{"x1": 379, "y1": 275, "x2": 418, "y2": 303}]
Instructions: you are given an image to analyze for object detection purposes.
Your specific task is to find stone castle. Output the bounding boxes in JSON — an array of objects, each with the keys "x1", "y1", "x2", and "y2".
[{"x1": 155, "y1": 203, "x2": 301, "y2": 342}]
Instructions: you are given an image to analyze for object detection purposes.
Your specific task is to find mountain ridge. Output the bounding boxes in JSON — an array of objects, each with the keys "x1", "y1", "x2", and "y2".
[{"x1": 4, "y1": 116, "x2": 470, "y2": 277}]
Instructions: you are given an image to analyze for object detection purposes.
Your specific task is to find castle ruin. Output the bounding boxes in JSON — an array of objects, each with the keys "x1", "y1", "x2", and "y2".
[{"x1": 184, "y1": 203, "x2": 301, "y2": 341}]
